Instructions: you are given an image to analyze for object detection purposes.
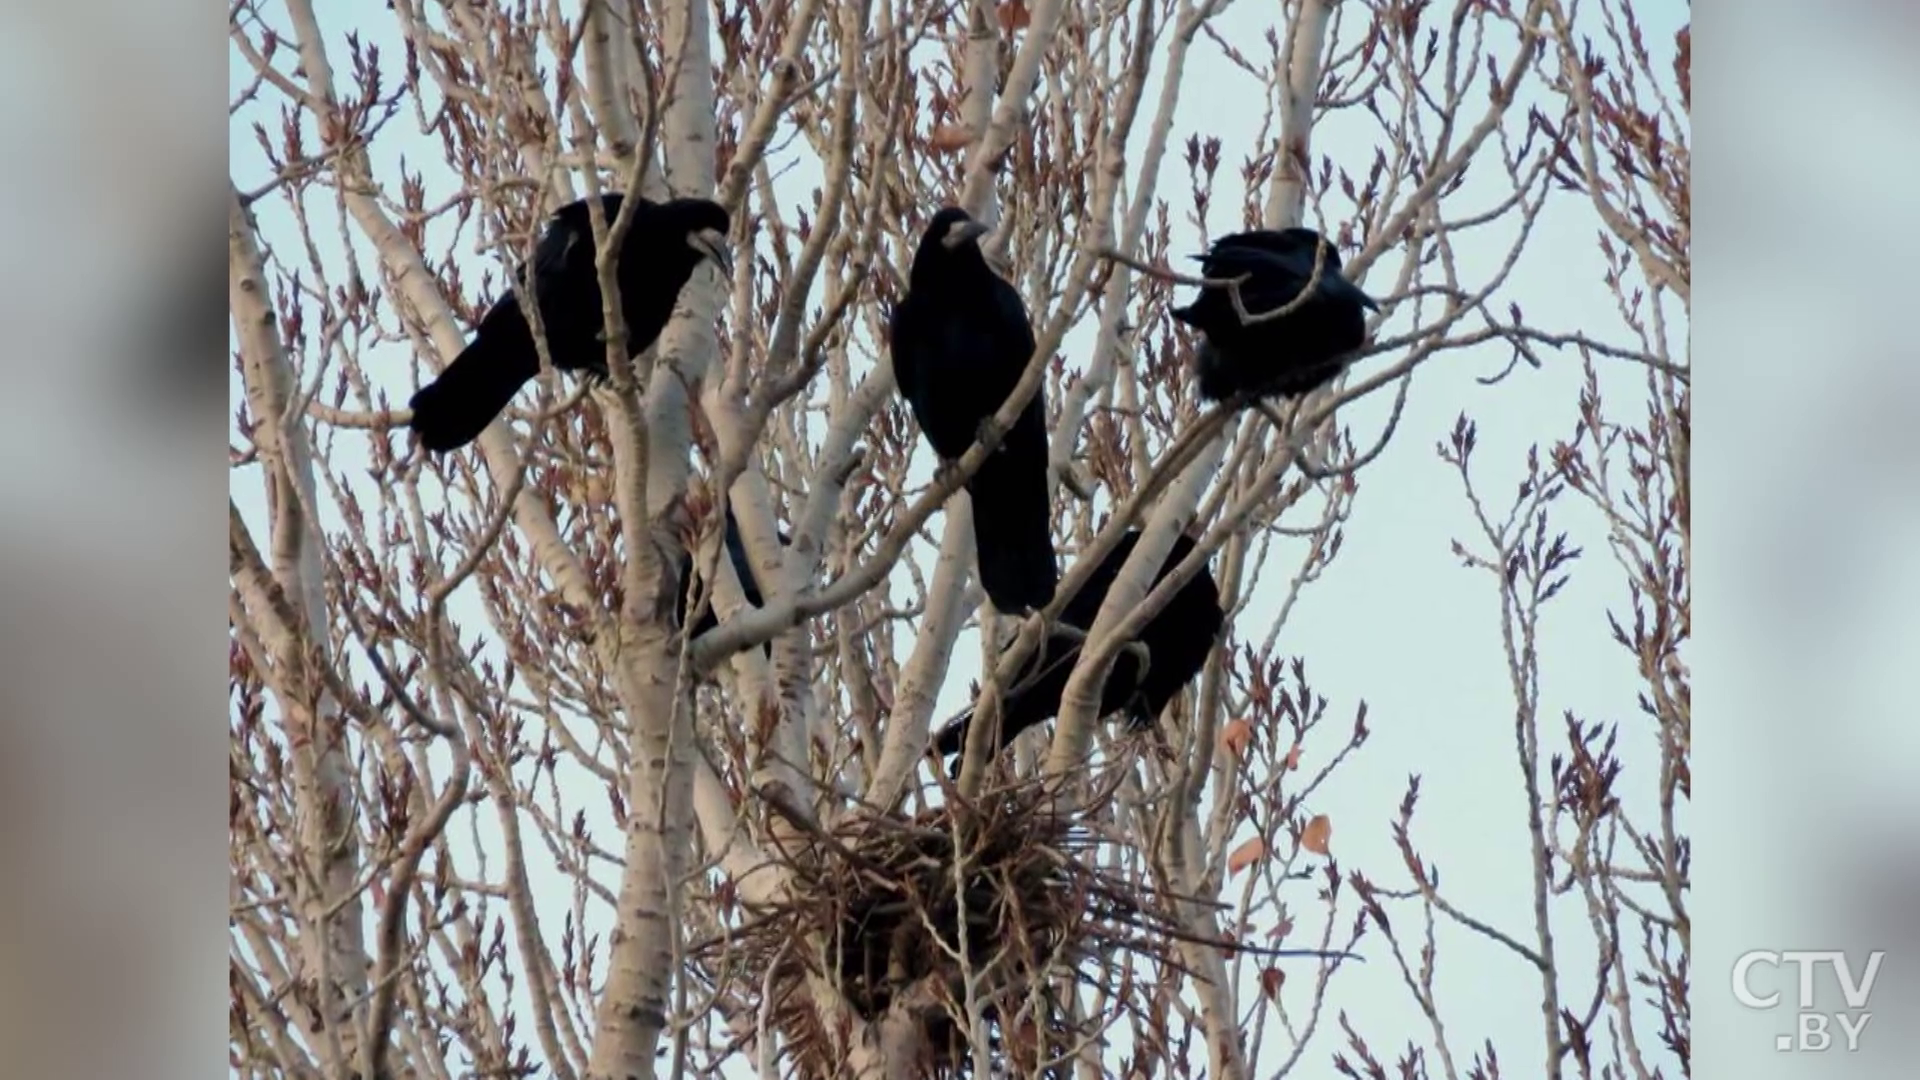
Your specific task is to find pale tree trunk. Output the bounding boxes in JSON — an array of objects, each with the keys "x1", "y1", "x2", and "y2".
[
  {"x1": 581, "y1": 0, "x2": 652, "y2": 192},
  {"x1": 708, "y1": 0, "x2": 838, "y2": 840},
  {"x1": 229, "y1": 185, "x2": 373, "y2": 1077},
  {"x1": 1262, "y1": 0, "x2": 1335, "y2": 230},
  {"x1": 584, "y1": 641, "x2": 696, "y2": 1080},
  {"x1": 580, "y1": 0, "x2": 720, "y2": 1074}
]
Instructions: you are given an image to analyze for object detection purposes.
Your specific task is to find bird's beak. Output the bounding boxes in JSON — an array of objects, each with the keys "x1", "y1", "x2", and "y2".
[
  {"x1": 941, "y1": 219, "x2": 991, "y2": 249},
  {"x1": 1320, "y1": 269, "x2": 1382, "y2": 311},
  {"x1": 1332, "y1": 275, "x2": 1380, "y2": 312},
  {"x1": 687, "y1": 228, "x2": 733, "y2": 277}
]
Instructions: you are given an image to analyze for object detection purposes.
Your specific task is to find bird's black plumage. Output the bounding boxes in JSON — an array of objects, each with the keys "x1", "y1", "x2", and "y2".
[
  {"x1": 932, "y1": 529, "x2": 1224, "y2": 768},
  {"x1": 409, "y1": 193, "x2": 731, "y2": 452},
  {"x1": 674, "y1": 508, "x2": 788, "y2": 656},
  {"x1": 1170, "y1": 228, "x2": 1378, "y2": 402},
  {"x1": 889, "y1": 206, "x2": 1058, "y2": 614}
]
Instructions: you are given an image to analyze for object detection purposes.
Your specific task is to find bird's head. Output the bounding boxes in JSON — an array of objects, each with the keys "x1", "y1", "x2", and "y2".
[
  {"x1": 921, "y1": 203, "x2": 998, "y2": 249},
  {"x1": 661, "y1": 198, "x2": 734, "y2": 278},
  {"x1": 932, "y1": 206, "x2": 991, "y2": 250},
  {"x1": 910, "y1": 206, "x2": 992, "y2": 284}
]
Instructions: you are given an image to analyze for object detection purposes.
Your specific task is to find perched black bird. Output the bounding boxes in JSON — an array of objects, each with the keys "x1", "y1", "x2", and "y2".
[
  {"x1": 1170, "y1": 228, "x2": 1378, "y2": 402},
  {"x1": 889, "y1": 206, "x2": 1058, "y2": 614},
  {"x1": 409, "y1": 194, "x2": 732, "y2": 452},
  {"x1": 932, "y1": 529, "x2": 1224, "y2": 768},
  {"x1": 674, "y1": 509, "x2": 789, "y2": 656}
]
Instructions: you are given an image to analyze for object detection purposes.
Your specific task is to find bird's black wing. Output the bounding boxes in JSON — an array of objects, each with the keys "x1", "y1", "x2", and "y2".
[
  {"x1": 469, "y1": 196, "x2": 611, "y2": 329},
  {"x1": 1129, "y1": 533, "x2": 1223, "y2": 719},
  {"x1": 1205, "y1": 231, "x2": 1377, "y2": 313},
  {"x1": 1062, "y1": 530, "x2": 1140, "y2": 630},
  {"x1": 965, "y1": 270, "x2": 1056, "y2": 612},
  {"x1": 528, "y1": 195, "x2": 626, "y2": 293},
  {"x1": 677, "y1": 509, "x2": 783, "y2": 656},
  {"x1": 968, "y1": 394, "x2": 1058, "y2": 611},
  {"x1": 997, "y1": 531, "x2": 1139, "y2": 725},
  {"x1": 889, "y1": 284, "x2": 1025, "y2": 458},
  {"x1": 886, "y1": 296, "x2": 927, "y2": 416},
  {"x1": 721, "y1": 513, "x2": 778, "y2": 610},
  {"x1": 1196, "y1": 244, "x2": 1322, "y2": 317},
  {"x1": 985, "y1": 273, "x2": 1039, "y2": 381}
]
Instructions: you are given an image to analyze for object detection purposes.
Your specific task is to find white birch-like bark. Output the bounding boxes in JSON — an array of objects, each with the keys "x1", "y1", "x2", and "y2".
[
  {"x1": 1262, "y1": 0, "x2": 1335, "y2": 231},
  {"x1": 582, "y1": 0, "x2": 646, "y2": 177},
  {"x1": 580, "y1": 0, "x2": 722, "y2": 1073},
  {"x1": 229, "y1": 185, "x2": 372, "y2": 1078}
]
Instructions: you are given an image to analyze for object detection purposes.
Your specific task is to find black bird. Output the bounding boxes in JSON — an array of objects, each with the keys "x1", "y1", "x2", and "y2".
[
  {"x1": 674, "y1": 508, "x2": 789, "y2": 656},
  {"x1": 932, "y1": 529, "x2": 1224, "y2": 768},
  {"x1": 409, "y1": 193, "x2": 732, "y2": 452},
  {"x1": 1170, "y1": 228, "x2": 1378, "y2": 402},
  {"x1": 889, "y1": 206, "x2": 1058, "y2": 614}
]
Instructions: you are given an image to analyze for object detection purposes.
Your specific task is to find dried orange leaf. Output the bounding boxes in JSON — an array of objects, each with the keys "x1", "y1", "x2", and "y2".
[
  {"x1": 1220, "y1": 718, "x2": 1254, "y2": 756},
  {"x1": 998, "y1": 0, "x2": 1032, "y2": 32},
  {"x1": 1260, "y1": 966, "x2": 1286, "y2": 1000},
  {"x1": 1301, "y1": 814, "x2": 1332, "y2": 855},
  {"x1": 1227, "y1": 836, "x2": 1268, "y2": 877},
  {"x1": 1283, "y1": 743, "x2": 1302, "y2": 770},
  {"x1": 927, "y1": 123, "x2": 972, "y2": 153}
]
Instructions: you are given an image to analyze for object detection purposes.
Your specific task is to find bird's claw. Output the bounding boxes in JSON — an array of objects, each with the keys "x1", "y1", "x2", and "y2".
[
  {"x1": 1051, "y1": 624, "x2": 1088, "y2": 646},
  {"x1": 1061, "y1": 462, "x2": 1096, "y2": 502},
  {"x1": 974, "y1": 416, "x2": 1004, "y2": 450}
]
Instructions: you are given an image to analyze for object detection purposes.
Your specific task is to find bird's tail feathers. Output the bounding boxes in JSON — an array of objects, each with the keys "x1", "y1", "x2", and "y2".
[
  {"x1": 932, "y1": 629, "x2": 1079, "y2": 769},
  {"x1": 408, "y1": 315, "x2": 539, "y2": 452},
  {"x1": 1124, "y1": 698, "x2": 1159, "y2": 731},
  {"x1": 967, "y1": 439, "x2": 1059, "y2": 614},
  {"x1": 931, "y1": 708, "x2": 974, "y2": 760}
]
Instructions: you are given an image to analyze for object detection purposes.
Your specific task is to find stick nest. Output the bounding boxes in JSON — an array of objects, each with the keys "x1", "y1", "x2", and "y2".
[{"x1": 691, "y1": 778, "x2": 1192, "y2": 1078}]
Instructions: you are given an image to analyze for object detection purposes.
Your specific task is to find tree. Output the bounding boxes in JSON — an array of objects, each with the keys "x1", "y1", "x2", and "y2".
[{"x1": 227, "y1": 0, "x2": 1689, "y2": 1077}]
